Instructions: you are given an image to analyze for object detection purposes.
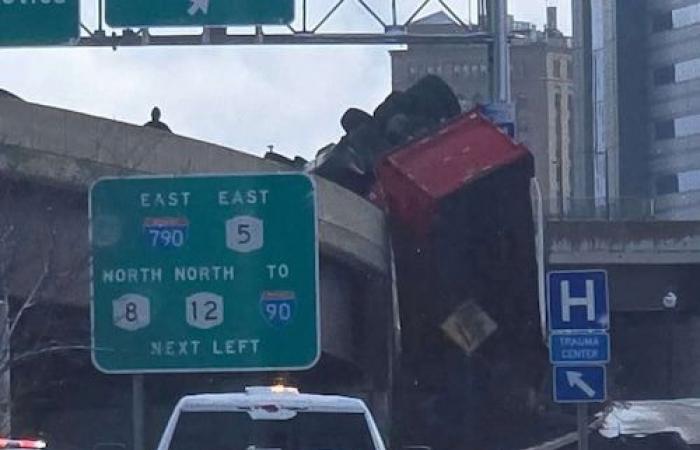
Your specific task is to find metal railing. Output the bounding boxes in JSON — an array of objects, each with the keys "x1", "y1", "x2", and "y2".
[{"x1": 545, "y1": 197, "x2": 656, "y2": 221}]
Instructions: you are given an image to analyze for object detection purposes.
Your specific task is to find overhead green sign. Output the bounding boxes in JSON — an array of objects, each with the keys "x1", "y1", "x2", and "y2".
[
  {"x1": 89, "y1": 173, "x2": 319, "y2": 374},
  {"x1": 0, "y1": 0, "x2": 79, "y2": 46},
  {"x1": 106, "y1": 0, "x2": 294, "y2": 28}
]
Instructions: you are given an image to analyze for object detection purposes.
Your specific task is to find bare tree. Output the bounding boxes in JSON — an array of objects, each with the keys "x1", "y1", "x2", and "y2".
[{"x1": 0, "y1": 185, "x2": 91, "y2": 436}]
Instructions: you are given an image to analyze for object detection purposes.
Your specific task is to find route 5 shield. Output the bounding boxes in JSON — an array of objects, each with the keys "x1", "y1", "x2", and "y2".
[
  {"x1": 261, "y1": 291, "x2": 296, "y2": 328},
  {"x1": 226, "y1": 215, "x2": 264, "y2": 253}
]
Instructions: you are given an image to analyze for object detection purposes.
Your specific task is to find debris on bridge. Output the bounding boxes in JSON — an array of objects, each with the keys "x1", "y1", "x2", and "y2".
[{"x1": 308, "y1": 74, "x2": 461, "y2": 196}]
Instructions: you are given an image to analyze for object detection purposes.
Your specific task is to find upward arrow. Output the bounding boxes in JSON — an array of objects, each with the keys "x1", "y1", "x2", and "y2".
[
  {"x1": 566, "y1": 371, "x2": 596, "y2": 398},
  {"x1": 187, "y1": 0, "x2": 209, "y2": 16}
]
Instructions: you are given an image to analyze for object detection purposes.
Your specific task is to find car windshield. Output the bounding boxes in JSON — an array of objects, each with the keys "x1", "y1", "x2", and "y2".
[{"x1": 169, "y1": 411, "x2": 374, "y2": 450}]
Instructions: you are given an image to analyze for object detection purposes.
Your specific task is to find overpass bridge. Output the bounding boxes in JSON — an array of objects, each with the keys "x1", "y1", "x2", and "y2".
[{"x1": 0, "y1": 96, "x2": 394, "y2": 447}]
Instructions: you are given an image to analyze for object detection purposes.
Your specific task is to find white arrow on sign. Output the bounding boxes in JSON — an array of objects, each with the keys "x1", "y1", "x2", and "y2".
[
  {"x1": 187, "y1": 0, "x2": 209, "y2": 16},
  {"x1": 566, "y1": 371, "x2": 596, "y2": 398}
]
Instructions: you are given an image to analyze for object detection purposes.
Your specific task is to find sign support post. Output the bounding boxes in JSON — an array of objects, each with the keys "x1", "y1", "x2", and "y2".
[
  {"x1": 577, "y1": 403, "x2": 588, "y2": 450},
  {"x1": 132, "y1": 374, "x2": 144, "y2": 450}
]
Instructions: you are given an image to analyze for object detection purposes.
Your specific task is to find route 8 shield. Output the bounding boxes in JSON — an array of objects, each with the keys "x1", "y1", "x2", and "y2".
[
  {"x1": 260, "y1": 291, "x2": 296, "y2": 328},
  {"x1": 113, "y1": 293, "x2": 151, "y2": 331}
]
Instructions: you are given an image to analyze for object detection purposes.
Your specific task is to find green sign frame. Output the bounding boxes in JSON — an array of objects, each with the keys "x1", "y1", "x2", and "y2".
[
  {"x1": 106, "y1": 0, "x2": 294, "y2": 28},
  {"x1": 89, "y1": 173, "x2": 319, "y2": 374},
  {"x1": 0, "y1": 0, "x2": 79, "y2": 46}
]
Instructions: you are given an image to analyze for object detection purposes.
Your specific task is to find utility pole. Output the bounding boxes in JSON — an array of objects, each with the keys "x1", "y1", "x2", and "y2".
[
  {"x1": 483, "y1": 0, "x2": 515, "y2": 136},
  {"x1": 490, "y1": 0, "x2": 510, "y2": 103}
]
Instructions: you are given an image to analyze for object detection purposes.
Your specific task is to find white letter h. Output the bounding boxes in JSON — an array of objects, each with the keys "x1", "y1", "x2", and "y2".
[{"x1": 561, "y1": 280, "x2": 595, "y2": 322}]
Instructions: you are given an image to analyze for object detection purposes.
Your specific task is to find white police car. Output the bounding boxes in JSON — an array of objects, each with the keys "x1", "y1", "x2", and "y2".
[{"x1": 157, "y1": 386, "x2": 386, "y2": 450}]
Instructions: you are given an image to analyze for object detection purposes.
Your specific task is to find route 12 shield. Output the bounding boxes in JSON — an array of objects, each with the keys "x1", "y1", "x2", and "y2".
[{"x1": 260, "y1": 291, "x2": 296, "y2": 328}]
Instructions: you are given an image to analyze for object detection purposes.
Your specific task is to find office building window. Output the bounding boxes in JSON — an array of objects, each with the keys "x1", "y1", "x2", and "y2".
[
  {"x1": 654, "y1": 65, "x2": 675, "y2": 86},
  {"x1": 652, "y1": 169, "x2": 700, "y2": 194},
  {"x1": 656, "y1": 174, "x2": 679, "y2": 195},
  {"x1": 676, "y1": 58, "x2": 700, "y2": 83},
  {"x1": 676, "y1": 114, "x2": 700, "y2": 137},
  {"x1": 553, "y1": 60, "x2": 561, "y2": 79},
  {"x1": 516, "y1": 94, "x2": 528, "y2": 109},
  {"x1": 652, "y1": 12, "x2": 673, "y2": 32},
  {"x1": 568, "y1": 93, "x2": 574, "y2": 154},
  {"x1": 678, "y1": 169, "x2": 700, "y2": 192},
  {"x1": 519, "y1": 120, "x2": 529, "y2": 133},
  {"x1": 655, "y1": 119, "x2": 675, "y2": 140},
  {"x1": 554, "y1": 92, "x2": 565, "y2": 203},
  {"x1": 555, "y1": 93, "x2": 563, "y2": 155},
  {"x1": 673, "y1": 3, "x2": 700, "y2": 29}
]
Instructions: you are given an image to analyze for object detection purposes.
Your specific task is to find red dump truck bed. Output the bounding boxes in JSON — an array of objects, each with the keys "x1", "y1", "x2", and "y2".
[{"x1": 373, "y1": 110, "x2": 531, "y2": 236}]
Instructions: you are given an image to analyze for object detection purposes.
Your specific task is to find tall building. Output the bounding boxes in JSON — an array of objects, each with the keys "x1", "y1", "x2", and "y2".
[
  {"x1": 573, "y1": 0, "x2": 700, "y2": 219},
  {"x1": 390, "y1": 9, "x2": 573, "y2": 215}
]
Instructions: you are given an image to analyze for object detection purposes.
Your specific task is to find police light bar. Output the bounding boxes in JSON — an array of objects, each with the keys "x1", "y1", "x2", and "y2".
[
  {"x1": 245, "y1": 385, "x2": 299, "y2": 395},
  {"x1": 0, "y1": 439, "x2": 47, "y2": 449}
]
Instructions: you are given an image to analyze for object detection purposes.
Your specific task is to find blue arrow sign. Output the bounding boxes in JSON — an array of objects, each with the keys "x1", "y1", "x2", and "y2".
[
  {"x1": 548, "y1": 270, "x2": 609, "y2": 331},
  {"x1": 550, "y1": 332, "x2": 610, "y2": 364},
  {"x1": 553, "y1": 365, "x2": 606, "y2": 403}
]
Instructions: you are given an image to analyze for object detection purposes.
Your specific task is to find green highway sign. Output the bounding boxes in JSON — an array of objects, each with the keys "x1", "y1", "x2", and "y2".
[
  {"x1": 89, "y1": 173, "x2": 319, "y2": 373},
  {"x1": 0, "y1": 0, "x2": 79, "y2": 46},
  {"x1": 106, "y1": 0, "x2": 294, "y2": 28}
]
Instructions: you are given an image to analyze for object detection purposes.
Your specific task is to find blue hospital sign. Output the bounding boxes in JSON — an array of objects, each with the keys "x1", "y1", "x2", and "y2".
[
  {"x1": 550, "y1": 332, "x2": 610, "y2": 364},
  {"x1": 548, "y1": 271, "x2": 609, "y2": 331},
  {"x1": 553, "y1": 365, "x2": 606, "y2": 403}
]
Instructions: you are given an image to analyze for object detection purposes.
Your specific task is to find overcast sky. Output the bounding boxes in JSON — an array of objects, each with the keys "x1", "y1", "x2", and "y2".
[{"x1": 0, "y1": 0, "x2": 571, "y2": 160}]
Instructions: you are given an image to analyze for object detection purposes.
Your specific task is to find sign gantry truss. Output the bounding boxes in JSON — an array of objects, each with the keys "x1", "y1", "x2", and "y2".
[{"x1": 76, "y1": 0, "x2": 491, "y2": 48}]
